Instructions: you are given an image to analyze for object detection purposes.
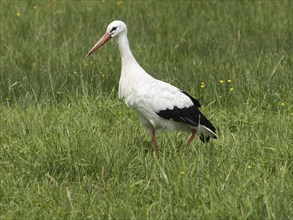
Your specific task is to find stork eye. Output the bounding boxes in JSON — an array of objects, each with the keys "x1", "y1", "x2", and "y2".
[{"x1": 110, "y1": 26, "x2": 117, "y2": 32}]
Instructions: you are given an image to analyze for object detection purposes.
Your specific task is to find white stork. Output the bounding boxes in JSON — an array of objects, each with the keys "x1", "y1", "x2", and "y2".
[{"x1": 87, "y1": 20, "x2": 217, "y2": 157}]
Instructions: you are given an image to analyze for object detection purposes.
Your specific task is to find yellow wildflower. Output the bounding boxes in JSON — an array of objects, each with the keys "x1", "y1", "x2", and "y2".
[
  {"x1": 227, "y1": 79, "x2": 232, "y2": 83},
  {"x1": 219, "y1": 80, "x2": 224, "y2": 84},
  {"x1": 280, "y1": 102, "x2": 285, "y2": 107},
  {"x1": 229, "y1": 87, "x2": 234, "y2": 91},
  {"x1": 16, "y1": 12, "x2": 21, "y2": 17},
  {"x1": 179, "y1": 171, "x2": 185, "y2": 175}
]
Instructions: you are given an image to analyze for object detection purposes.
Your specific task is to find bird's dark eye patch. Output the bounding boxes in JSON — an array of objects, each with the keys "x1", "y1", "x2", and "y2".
[{"x1": 110, "y1": 26, "x2": 117, "y2": 33}]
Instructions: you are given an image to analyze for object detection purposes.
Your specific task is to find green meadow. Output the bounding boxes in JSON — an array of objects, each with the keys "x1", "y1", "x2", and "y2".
[{"x1": 0, "y1": 1, "x2": 292, "y2": 219}]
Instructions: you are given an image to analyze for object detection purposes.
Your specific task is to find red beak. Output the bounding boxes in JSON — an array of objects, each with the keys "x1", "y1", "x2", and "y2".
[{"x1": 87, "y1": 33, "x2": 111, "y2": 57}]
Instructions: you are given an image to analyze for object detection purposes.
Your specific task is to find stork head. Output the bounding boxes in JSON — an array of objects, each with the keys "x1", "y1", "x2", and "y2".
[
  {"x1": 107, "y1": 20, "x2": 127, "y2": 38},
  {"x1": 87, "y1": 20, "x2": 127, "y2": 57}
]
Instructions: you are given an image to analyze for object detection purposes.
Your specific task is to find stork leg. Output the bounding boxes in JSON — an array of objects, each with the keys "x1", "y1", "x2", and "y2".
[
  {"x1": 187, "y1": 129, "x2": 197, "y2": 145},
  {"x1": 151, "y1": 129, "x2": 158, "y2": 158}
]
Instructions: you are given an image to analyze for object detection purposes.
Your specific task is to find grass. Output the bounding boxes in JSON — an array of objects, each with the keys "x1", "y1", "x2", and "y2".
[{"x1": 0, "y1": 1, "x2": 293, "y2": 219}]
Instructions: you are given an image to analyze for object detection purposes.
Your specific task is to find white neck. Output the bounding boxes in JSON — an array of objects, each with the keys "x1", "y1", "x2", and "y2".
[
  {"x1": 115, "y1": 33, "x2": 138, "y2": 69},
  {"x1": 115, "y1": 33, "x2": 150, "y2": 102}
]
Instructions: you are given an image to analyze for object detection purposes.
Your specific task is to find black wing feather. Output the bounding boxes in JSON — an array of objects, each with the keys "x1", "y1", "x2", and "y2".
[
  {"x1": 156, "y1": 91, "x2": 216, "y2": 142},
  {"x1": 157, "y1": 106, "x2": 215, "y2": 132},
  {"x1": 182, "y1": 91, "x2": 201, "y2": 107}
]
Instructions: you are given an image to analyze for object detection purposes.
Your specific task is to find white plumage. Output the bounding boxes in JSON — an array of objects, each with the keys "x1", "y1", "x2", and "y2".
[{"x1": 87, "y1": 20, "x2": 217, "y2": 157}]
